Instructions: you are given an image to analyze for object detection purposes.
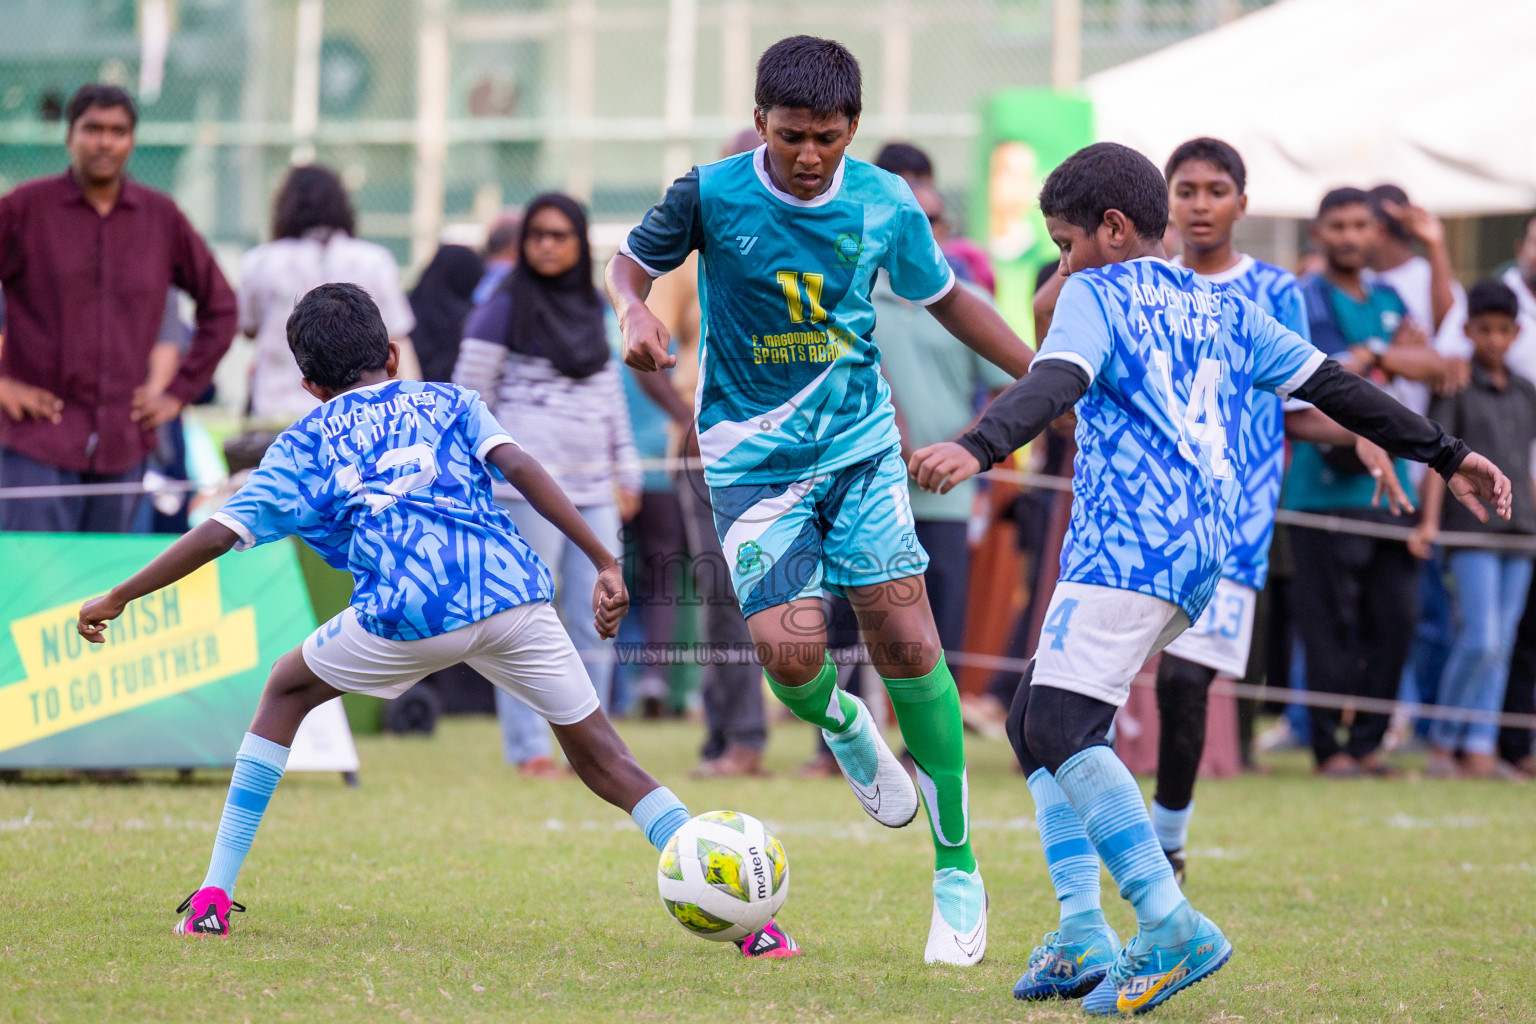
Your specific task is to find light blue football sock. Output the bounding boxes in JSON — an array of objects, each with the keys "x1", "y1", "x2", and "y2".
[
  {"x1": 1054, "y1": 747, "x2": 1186, "y2": 932},
  {"x1": 202, "y1": 732, "x2": 289, "y2": 896},
  {"x1": 1027, "y1": 768, "x2": 1105, "y2": 933},
  {"x1": 631, "y1": 787, "x2": 690, "y2": 851},
  {"x1": 1151, "y1": 799, "x2": 1194, "y2": 853}
]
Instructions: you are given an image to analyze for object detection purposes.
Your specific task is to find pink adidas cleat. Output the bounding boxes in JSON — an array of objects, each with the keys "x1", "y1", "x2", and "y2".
[
  {"x1": 736, "y1": 919, "x2": 801, "y2": 959},
  {"x1": 173, "y1": 887, "x2": 244, "y2": 936}
]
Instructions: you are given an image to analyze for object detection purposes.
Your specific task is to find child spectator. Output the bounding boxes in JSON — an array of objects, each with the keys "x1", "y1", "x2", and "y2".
[{"x1": 1410, "y1": 280, "x2": 1536, "y2": 779}]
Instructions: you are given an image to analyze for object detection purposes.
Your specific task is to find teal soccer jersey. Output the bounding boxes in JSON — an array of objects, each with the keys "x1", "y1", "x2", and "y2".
[
  {"x1": 1039, "y1": 258, "x2": 1324, "y2": 620},
  {"x1": 621, "y1": 146, "x2": 955, "y2": 487}
]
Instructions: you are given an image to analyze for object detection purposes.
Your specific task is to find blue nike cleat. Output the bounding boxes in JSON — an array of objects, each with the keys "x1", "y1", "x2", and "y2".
[
  {"x1": 1082, "y1": 904, "x2": 1232, "y2": 1015},
  {"x1": 1012, "y1": 922, "x2": 1120, "y2": 1000}
]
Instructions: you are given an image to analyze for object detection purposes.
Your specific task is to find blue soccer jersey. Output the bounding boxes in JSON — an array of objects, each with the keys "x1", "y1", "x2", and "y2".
[
  {"x1": 1037, "y1": 258, "x2": 1324, "y2": 620},
  {"x1": 620, "y1": 146, "x2": 955, "y2": 487},
  {"x1": 1178, "y1": 254, "x2": 1310, "y2": 591},
  {"x1": 212, "y1": 380, "x2": 553, "y2": 640}
]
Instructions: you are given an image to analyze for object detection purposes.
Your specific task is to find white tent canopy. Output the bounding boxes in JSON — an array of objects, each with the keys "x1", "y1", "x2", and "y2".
[{"x1": 1085, "y1": 0, "x2": 1536, "y2": 217}]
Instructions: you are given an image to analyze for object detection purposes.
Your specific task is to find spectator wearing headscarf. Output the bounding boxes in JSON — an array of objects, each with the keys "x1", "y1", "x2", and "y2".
[
  {"x1": 409, "y1": 244, "x2": 484, "y2": 383},
  {"x1": 455, "y1": 192, "x2": 641, "y2": 778}
]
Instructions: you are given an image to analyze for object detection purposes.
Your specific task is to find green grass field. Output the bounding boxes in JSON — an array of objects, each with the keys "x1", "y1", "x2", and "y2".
[{"x1": 3, "y1": 716, "x2": 1533, "y2": 1023}]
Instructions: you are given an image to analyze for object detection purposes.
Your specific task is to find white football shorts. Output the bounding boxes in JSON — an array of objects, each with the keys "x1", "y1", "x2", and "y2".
[
  {"x1": 1032, "y1": 581, "x2": 1191, "y2": 707},
  {"x1": 301, "y1": 601, "x2": 600, "y2": 726},
  {"x1": 1161, "y1": 577, "x2": 1257, "y2": 679}
]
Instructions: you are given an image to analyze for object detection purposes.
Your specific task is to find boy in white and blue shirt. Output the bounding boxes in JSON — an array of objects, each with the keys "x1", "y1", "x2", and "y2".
[
  {"x1": 77, "y1": 283, "x2": 798, "y2": 958},
  {"x1": 910, "y1": 142, "x2": 1508, "y2": 1014}
]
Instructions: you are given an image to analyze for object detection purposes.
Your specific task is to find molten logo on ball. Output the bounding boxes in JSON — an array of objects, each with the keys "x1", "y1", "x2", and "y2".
[{"x1": 657, "y1": 810, "x2": 789, "y2": 942}]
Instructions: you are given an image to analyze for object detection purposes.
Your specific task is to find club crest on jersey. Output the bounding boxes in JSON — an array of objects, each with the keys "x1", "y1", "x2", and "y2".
[
  {"x1": 834, "y1": 233, "x2": 863, "y2": 265},
  {"x1": 735, "y1": 540, "x2": 763, "y2": 573}
]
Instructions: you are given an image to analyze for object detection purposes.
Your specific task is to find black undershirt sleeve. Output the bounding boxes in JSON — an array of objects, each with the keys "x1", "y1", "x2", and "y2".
[
  {"x1": 1289, "y1": 359, "x2": 1470, "y2": 479},
  {"x1": 957, "y1": 360, "x2": 1091, "y2": 469}
]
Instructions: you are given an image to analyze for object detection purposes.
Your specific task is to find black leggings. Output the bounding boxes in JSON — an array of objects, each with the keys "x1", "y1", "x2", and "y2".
[
  {"x1": 1153, "y1": 654, "x2": 1217, "y2": 811},
  {"x1": 1005, "y1": 659, "x2": 1118, "y2": 776}
]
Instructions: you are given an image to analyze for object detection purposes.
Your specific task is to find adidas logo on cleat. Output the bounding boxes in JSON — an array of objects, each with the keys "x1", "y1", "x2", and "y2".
[
  {"x1": 751, "y1": 932, "x2": 780, "y2": 954},
  {"x1": 194, "y1": 909, "x2": 223, "y2": 933}
]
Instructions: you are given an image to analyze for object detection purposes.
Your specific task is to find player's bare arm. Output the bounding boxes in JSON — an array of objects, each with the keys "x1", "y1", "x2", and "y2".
[
  {"x1": 606, "y1": 253, "x2": 675, "y2": 373},
  {"x1": 1284, "y1": 406, "x2": 1414, "y2": 515},
  {"x1": 78, "y1": 519, "x2": 240, "y2": 641},
  {"x1": 924, "y1": 285, "x2": 1033, "y2": 378},
  {"x1": 486, "y1": 442, "x2": 629, "y2": 638},
  {"x1": 1407, "y1": 471, "x2": 1447, "y2": 559}
]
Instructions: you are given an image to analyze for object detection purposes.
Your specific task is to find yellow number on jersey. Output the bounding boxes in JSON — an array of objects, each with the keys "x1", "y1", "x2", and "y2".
[{"x1": 776, "y1": 271, "x2": 827, "y2": 324}]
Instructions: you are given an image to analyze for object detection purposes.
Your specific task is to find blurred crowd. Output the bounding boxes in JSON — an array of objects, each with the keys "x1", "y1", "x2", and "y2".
[{"x1": 4, "y1": 84, "x2": 1535, "y2": 784}]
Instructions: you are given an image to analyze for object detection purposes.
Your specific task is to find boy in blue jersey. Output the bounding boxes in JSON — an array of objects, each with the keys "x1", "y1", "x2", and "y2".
[
  {"x1": 607, "y1": 35, "x2": 1033, "y2": 964},
  {"x1": 1151, "y1": 138, "x2": 1412, "y2": 886},
  {"x1": 76, "y1": 284, "x2": 799, "y2": 957},
  {"x1": 910, "y1": 142, "x2": 1509, "y2": 1014}
]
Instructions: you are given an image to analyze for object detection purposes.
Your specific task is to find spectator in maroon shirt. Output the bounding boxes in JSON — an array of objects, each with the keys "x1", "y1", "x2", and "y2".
[{"x1": 0, "y1": 84, "x2": 236, "y2": 533}]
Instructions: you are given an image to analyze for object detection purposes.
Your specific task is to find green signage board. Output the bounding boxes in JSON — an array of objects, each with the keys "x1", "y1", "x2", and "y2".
[
  {"x1": 970, "y1": 90, "x2": 1095, "y2": 335},
  {"x1": 0, "y1": 534, "x2": 316, "y2": 769}
]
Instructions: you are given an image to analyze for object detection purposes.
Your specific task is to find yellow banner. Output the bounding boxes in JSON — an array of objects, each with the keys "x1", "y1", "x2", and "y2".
[{"x1": 1, "y1": 563, "x2": 260, "y2": 751}]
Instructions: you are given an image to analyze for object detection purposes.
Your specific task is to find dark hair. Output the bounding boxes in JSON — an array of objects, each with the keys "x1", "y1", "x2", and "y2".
[
  {"x1": 1317, "y1": 186, "x2": 1372, "y2": 219},
  {"x1": 875, "y1": 142, "x2": 932, "y2": 180},
  {"x1": 272, "y1": 164, "x2": 357, "y2": 240},
  {"x1": 1368, "y1": 184, "x2": 1412, "y2": 242},
  {"x1": 65, "y1": 84, "x2": 137, "y2": 131},
  {"x1": 484, "y1": 214, "x2": 522, "y2": 257},
  {"x1": 286, "y1": 282, "x2": 390, "y2": 390},
  {"x1": 755, "y1": 35, "x2": 862, "y2": 121},
  {"x1": 1164, "y1": 137, "x2": 1246, "y2": 194},
  {"x1": 1467, "y1": 279, "x2": 1520, "y2": 320},
  {"x1": 1038, "y1": 142, "x2": 1168, "y2": 240}
]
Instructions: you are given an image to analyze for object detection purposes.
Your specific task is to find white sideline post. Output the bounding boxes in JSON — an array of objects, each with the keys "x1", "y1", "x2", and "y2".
[{"x1": 287, "y1": 698, "x2": 361, "y2": 782}]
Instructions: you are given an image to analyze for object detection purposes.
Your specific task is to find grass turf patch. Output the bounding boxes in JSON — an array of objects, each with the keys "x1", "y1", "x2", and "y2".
[{"x1": 1, "y1": 717, "x2": 1532, "y2": 1023}]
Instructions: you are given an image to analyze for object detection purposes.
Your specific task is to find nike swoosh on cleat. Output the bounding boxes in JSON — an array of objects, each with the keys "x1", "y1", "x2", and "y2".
[
  {"x1": 1117, "y1": 955, "x2": 1191, "y2": 1013},
  {"x1": 846, "y1": 778, "x2": 882, "y2": 813},
  {"x1": 954, "y1": 931, "x2": 984, "y2": 959},
  {"x1": 1076, "y1": 947, "x2": 1101, "y2": 964}
]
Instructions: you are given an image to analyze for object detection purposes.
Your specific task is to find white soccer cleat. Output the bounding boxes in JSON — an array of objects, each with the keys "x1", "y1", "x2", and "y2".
[
  {"x1": 924, "y1": 866, "x2": 988, "y2": 966},
  {"x1": 821, "y1": 693, "x2": 920, "y2": 829}
]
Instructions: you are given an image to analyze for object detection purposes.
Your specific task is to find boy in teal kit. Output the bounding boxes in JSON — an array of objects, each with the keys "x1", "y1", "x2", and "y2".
[{"x1": 607, "y1": 35, "x2": 1032, "y2": 964}]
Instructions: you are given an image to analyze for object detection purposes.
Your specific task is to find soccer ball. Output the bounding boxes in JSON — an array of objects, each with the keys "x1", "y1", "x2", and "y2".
[{"x1": 657, "y1": 810, "x2": 788, "y2": 942}]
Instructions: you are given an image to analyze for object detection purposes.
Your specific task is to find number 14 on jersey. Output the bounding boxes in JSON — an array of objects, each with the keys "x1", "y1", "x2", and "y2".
[{"x1": 1151, "y1": 351, "x2": 1232, "y2": 479}]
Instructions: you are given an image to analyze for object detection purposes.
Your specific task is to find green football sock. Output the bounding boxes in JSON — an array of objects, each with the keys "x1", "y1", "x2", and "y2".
[
  {"x1": 883, "y1": 656, "x2": 977, "y2": 873},
  {"x1": 767, "y1": 655, "x2": 860, "y2": 734}
]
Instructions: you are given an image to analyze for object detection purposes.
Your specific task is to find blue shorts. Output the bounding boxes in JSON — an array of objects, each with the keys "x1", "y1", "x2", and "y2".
[{"x1": 709, "y1": 446, "x2": 929, "y2": 618}]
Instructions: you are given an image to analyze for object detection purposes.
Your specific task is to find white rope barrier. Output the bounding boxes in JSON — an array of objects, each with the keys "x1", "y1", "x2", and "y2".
[
  {"x1": 2, "y1": 456, "x2": 1529, "y2": 550},
  {"x1": 940, "y1": 649, "x2": 1536, "y2": 730},
  {"x1": 584, "y1": 643, "x2": 1536, "y2": 730},
  {"x1": 7, "y1": 459, "x2": 1536, "y2": 728}
]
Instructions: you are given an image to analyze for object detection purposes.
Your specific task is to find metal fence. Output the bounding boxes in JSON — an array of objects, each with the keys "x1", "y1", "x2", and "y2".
[{"x1": 0, "y1": 0, "x2": 1273, "y2": 268}]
